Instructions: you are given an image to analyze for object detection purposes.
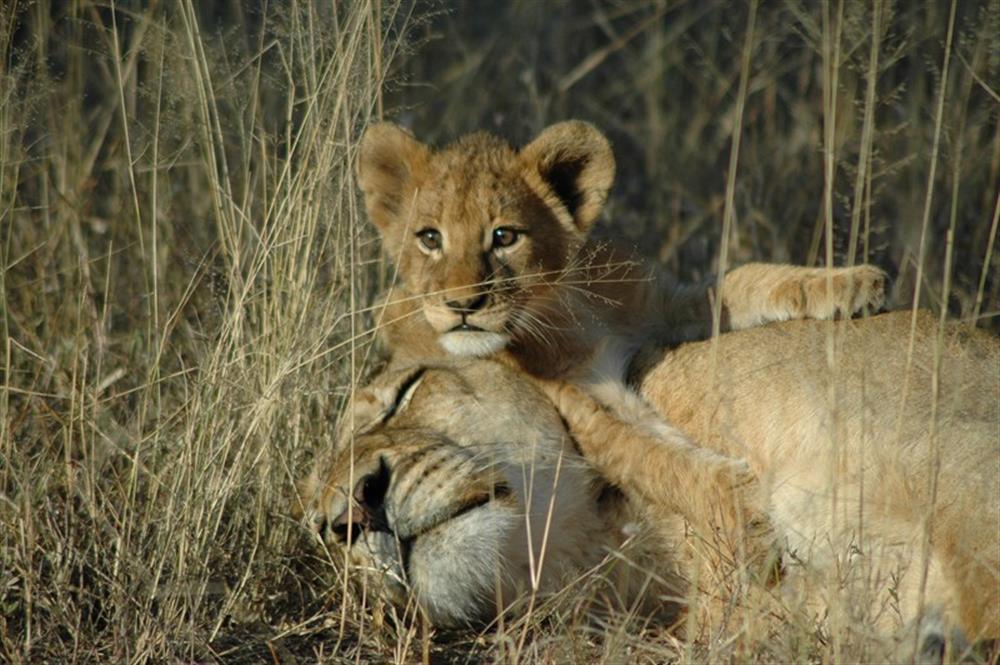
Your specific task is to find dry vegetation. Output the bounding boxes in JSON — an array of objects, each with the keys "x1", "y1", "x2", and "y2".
[{"x1": 1, "y1": 0, "x2": 997, "y2": 662}]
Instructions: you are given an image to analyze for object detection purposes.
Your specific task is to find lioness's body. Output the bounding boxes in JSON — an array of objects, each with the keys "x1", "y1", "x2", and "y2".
[
  {"x1": 306, "y1": 312, "x2": 999, "y2": 652},
  {"x1": 547, "y1": 311, "x2": 999, "y2": 643},
  {"x1": 644, "y1": 312, "x2": 999, "y2": 639}
]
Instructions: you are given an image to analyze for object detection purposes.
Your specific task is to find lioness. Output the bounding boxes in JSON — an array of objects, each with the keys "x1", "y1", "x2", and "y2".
[{"x1": 303, "y1": 312, "x2": 999, "y2": 659}]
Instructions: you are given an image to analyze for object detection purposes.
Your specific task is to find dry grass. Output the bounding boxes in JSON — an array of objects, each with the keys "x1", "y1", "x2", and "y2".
[{"x1": 1, "y1": 0, "x2": 996, "y2": 662}]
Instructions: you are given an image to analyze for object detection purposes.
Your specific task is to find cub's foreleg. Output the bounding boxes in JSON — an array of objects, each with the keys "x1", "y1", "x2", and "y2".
[{"x1": 535, "y1": 378, "x2": 772, "y2": 564}]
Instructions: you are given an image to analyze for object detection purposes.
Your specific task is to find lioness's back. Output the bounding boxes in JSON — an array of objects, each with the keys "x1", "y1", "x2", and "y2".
[{"x1": 637, "y1": 311, "x2": 997, "y2": 460}]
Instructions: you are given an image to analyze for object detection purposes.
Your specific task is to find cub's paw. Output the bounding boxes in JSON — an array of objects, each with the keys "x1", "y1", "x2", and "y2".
[
  {"x1": 710, "y1": 457, "x2": 756, "y2": 494},
  {"x1": 712, "y1": 460, "x2": 768, "y2": 531},
  {"x1": 702, "y1": 458, "x2": 777, "y2": 571},
  {"x1": 796, "y1": 264, "x2": 887, "y2": 320}
]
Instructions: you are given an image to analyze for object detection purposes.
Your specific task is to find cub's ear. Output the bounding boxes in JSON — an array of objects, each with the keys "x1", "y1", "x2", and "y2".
[
  {"x1": 357, "y1": 123, "x2": 431, "y2": 238},
  {"x1": 519, "y1": 121, "x2": 615, "y2": 233}
]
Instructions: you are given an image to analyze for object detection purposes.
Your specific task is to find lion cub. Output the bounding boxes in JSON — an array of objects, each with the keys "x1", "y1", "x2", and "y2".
[
  {"x1": 356, "y1": 120, "x2": 885, "y2": 552},
  {"x1": 358, "y1": 120, "x2": 885, "y2": 382}
]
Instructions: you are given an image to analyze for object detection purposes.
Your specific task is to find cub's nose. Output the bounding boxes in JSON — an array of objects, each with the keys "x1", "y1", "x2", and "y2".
[
  {"x1": 330, "y1": 458, "x2": 391, "y2": 543},
  {"x1": 445, "y1": 292, "x2": 489, "y2": 314}
]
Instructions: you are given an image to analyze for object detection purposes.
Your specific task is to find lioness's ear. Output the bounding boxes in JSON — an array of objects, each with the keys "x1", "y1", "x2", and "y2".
[
  {"x1": 341, "y1": 366, "x2": 427, "y2": 445},
  {"x1": 519, "y1": 121, "x2": 615, "y2": 233},
  {"x1": 358, "y1": 123, "x2": 431, "y2": 237}
]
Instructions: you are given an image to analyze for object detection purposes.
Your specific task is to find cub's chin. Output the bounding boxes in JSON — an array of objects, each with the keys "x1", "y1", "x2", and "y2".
[{"x1": 439, "y1": 330, "x2": 510, "y2": 357}]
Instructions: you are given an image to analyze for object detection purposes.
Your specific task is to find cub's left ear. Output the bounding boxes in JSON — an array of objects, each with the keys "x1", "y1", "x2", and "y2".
[
  {"x1": 357, "y1": 123, "x2": 431, "y2": 241},
  {"x1": 519, "y1": 121, "x2": 615, "y2": 233}
]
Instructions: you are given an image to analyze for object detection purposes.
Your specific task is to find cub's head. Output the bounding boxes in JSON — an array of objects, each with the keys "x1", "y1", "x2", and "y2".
[
  {"x1": 301, "y1": 360, "x2": 646, "y2": 628},
  {"x1": 358, "y1": 121, "x2": 615, "y2": 357}
]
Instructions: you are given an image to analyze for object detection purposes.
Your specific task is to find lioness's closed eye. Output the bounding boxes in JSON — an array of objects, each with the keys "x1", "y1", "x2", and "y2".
[{"x1": 358, "y1": 120, "x2": 886, "y2": 381}]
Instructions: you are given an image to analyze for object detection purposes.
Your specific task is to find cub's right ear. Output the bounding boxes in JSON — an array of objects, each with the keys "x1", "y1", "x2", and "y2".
[
  {"x1": 519, "y1": 121, "x2": 615, "y2": 234},
  {"x1": 357, "y1": 123, "x2": 431, "y2": 240}
]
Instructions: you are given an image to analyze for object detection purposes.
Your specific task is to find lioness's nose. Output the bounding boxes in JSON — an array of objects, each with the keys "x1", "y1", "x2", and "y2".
[{"x1": 445, "y1": 292, "x2": 489, "y2": 314}]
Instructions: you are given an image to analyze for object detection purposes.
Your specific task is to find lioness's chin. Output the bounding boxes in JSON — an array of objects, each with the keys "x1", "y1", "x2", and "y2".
[
  {"x1": 439, "y1": 331, "x2": 510, "y2": 357},
  {"x1": 409, "y1": 505, "x2": 519, "y2": 627}
]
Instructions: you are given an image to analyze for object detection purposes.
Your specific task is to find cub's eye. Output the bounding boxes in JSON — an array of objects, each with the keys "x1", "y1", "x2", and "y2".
[
  {"x1": 492, "y1": 227, "x2": 521, "y2": 249},
  {"x1": 416, "y1": 228, "x2": 442, "y2": 252}
]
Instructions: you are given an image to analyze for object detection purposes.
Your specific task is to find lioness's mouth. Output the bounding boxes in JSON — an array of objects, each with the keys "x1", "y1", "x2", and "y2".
[
  {"x1": 345, "y1": 483, "x2": 512, "y2": 549},
  {"x1": 396, "y1": 482, "x2": 513, "y2": 541},
  {"x1": 353, "y1": 488, "x2": 511, "y2": 583}
]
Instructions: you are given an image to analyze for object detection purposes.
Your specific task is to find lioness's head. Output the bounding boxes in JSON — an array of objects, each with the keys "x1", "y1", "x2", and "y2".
[
  {"x1": 358, "y1": 121, "x2": 615, "y2": 357},
  {"x1": 302, "y1": 360, "x2": 676, "y2": 628}
]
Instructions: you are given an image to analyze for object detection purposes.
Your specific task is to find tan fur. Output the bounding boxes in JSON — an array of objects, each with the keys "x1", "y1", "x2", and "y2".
[
  {"x1": 532, "y1": 377, "x2": 775, "y2": 573},
  {"x1": 303, "y1": 312, "x2": 998, "y2": 651}
]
